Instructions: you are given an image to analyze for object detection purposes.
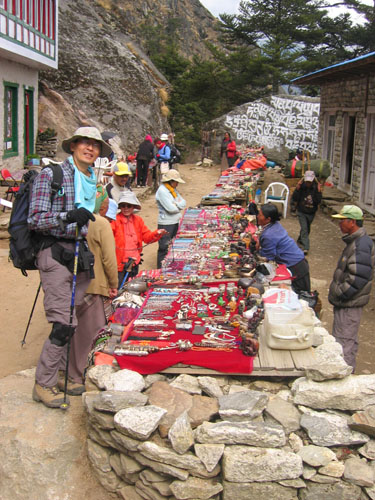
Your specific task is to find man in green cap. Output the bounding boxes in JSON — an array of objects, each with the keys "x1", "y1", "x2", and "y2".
[{"x1": 329, "y1": 205, "x2": 375, "y2": 370}]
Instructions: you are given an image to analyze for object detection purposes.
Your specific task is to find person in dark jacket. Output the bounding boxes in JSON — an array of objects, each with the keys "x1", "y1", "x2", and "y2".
[
  {"x1": 136, "y1": 135, "x2": 154, "y2": 187},
  {"x1": 291, "y1": 170, "x2": 322, "y2": 255},
  {"x1": 329, "y1": 205, "x2": 375, "y2": 369},
  {"x1": 256, "y1": 203, "x2": 311, "y2": 294}
]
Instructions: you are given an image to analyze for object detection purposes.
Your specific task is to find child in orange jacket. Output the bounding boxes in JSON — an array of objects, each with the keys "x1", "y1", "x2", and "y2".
[{"x1": 111, "y1": 190, "x2": 167, "y2": 286}]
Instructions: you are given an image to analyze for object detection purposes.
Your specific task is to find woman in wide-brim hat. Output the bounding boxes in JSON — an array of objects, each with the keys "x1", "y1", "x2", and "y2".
[
  {"x1": 155, "y1": 169, "x2": 186, "y2": 268},
  {"x1": 111, "y1": 190, "x2": 167, "y2": 286}
]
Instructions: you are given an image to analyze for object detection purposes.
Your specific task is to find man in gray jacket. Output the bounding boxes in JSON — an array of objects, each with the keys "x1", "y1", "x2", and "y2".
[{"x1": 329, "y1": 205, "x2": 375, "y2": 369}]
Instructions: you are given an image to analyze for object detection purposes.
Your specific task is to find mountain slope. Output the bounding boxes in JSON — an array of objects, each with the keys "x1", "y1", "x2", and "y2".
[{"x1": 38, "y1": 0, "x2": 220, "y2": 156}]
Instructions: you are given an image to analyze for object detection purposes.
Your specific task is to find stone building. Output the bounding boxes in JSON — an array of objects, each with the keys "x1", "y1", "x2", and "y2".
[
  {"x1": 0, "y1": 0, "x2": 58, "y2": 170},
  {"x1": 293, "y1": 51, "x2": 375, "y2": 215}
]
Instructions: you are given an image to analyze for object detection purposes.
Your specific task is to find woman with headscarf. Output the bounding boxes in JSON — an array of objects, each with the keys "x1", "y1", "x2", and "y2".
[
  {"x1": 111, "y1": 190, "x2": 167, "y2": 287},
  {"x1": 155, "y1": 169, "x2": 186, "y2": 268},
  {"x1": 256, "y1": 203, "x2": 311, "y2": 294},
  {"x1": 66, "y1": 185, "x2": 118, "y2": 390}
]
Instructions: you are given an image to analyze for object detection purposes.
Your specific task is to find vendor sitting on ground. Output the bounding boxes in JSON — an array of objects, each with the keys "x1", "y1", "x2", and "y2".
[
  {"x1": 106, "y1": 161, "x2": 132, "y2": 202},
  {"x1": 256, "y1": 203, "x2": 311, "y2": 294},
  {"x1": 111, "y1": 190, "x2": 167, "y2": 287}
]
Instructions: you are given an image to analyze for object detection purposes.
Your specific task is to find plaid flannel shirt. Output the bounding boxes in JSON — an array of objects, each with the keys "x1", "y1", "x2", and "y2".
[{"x1": 28, "y1": 158, "x2": 88, "y2": 238}]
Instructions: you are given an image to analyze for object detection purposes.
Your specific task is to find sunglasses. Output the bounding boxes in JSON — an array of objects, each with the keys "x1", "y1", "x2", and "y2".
[{"x1": 119, "y1": 203, "x2": 135, "y2": 208}]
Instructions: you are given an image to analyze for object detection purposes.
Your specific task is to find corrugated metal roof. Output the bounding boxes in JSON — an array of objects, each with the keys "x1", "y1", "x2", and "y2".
[{"x1": 292, "y1": 51, "x2": 375, "y2": 85}]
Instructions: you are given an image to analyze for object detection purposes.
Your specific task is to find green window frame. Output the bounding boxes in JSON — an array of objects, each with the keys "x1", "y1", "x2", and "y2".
[{"x1": 3, "y1": 82, "x2": 19, "y2": 158}]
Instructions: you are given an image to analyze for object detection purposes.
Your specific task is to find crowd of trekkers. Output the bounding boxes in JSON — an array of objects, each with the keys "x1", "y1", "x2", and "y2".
[{"x1": 26, "y1": 127, "x2": 374, "y2": 409}]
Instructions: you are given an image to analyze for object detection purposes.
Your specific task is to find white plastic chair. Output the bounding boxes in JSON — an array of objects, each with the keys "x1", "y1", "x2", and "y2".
[
  {"x1": 94, "y1": 157, "x2": 115, "y2": 184},
  {"x1": 264, "y1": 182, "x2": 290, "y2": 218}
]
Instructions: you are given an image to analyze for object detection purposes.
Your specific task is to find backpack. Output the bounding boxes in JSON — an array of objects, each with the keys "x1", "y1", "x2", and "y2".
[
  {"x1": 169, "y1": 144, "x2": 181, "y2": 164},
  {"x1": 8, "y1": 163, "x2": 64, "y2": 276}
]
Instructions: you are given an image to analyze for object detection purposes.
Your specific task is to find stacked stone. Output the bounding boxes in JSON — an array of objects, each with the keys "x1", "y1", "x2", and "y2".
[
  {"x1": 35, "y1": 137, "x2": 58, "y2": 159},
  {"x1": 84, "y1": 328, "x2": 375, "y2": 500}
]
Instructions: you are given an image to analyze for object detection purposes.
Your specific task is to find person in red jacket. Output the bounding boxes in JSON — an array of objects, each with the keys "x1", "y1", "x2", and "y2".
[
  {"x1": 111, "y1": 190, "x2": 167, "y2": 286},
  {"x1": 220, "y1": 132, "x2": 237, "y2": 167}
]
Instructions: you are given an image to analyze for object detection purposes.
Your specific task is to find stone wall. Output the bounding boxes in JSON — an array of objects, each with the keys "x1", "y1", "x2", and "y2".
[
  {"x1": 317, "y1": 74, "x2": 375, "y2": 203},
  {"x1": 83, "y1": 324, "x2": 375, "y2": 500}
]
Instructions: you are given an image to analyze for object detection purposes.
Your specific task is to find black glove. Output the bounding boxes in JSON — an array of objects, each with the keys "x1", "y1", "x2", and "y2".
[{"x1": 66, "y1": 207, "x2": 95, "y2": 227}]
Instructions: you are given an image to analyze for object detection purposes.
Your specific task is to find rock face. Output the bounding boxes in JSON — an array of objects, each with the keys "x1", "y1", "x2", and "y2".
[
  {"x1": 39, "y1": 0, "x2": 219, "y2": 157},
  {"x1": 208, "y1": 95, "x2": 320, "y2": 163},
  {"x1": 0, "y1": 369, "x2": 112, "y2": 500}
]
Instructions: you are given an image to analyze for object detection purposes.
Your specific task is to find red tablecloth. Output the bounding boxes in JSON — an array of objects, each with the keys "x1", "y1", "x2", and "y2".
[
  {"x1": 115, "y1": 328, "x2": 254, "y2": 375},
  {"x1": 114, "y1": 282, "x2": 255, "y2": 374}
]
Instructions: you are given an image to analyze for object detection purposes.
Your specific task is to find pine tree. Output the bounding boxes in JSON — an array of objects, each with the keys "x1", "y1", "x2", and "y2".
[{"x1": 218, "y1": 0, "x2": 357, "y2": 92}]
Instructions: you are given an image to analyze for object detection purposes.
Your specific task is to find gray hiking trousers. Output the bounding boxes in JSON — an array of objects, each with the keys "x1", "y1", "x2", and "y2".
[
  {"x1": 332, "y1": 306, "x2": 363, "y2": 370},
  {"x1": 35, "y1": 245, "x2": 91, "y2": 388}
]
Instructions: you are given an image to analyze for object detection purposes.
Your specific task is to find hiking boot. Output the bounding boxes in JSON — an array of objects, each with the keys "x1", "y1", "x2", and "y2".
[
  {"x1": 57, "y1": 373, "x2": 85, "y2": 396},
  {"x1": 32, "y1": 383, "x2": 69, "y2": 408}
]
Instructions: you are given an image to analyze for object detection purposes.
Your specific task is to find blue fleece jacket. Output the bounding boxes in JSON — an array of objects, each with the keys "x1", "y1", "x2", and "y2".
[
  {"x1": 155, "y1": 183, "x2": 186, "y2": 225},
  {"x1": 259, "y1": 222, "x2": 304, "y2": 267}
]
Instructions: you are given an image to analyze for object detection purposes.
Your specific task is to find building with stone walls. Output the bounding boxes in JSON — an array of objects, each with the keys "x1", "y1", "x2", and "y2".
[
  {"x1": 293, "y1": 52, "x2": 375, "y2": 215},
  {"x1": 0, "y1": 0, "x2": 58, "y2": 171}
]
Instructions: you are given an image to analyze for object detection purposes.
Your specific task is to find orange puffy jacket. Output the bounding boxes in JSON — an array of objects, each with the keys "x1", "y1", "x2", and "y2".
[{"x1": 111, "y1": 213, "x2": 161, "y2": 271}]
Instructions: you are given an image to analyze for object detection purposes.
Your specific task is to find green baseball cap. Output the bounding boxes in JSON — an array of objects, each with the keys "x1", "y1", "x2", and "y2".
[{"x1": 332, "y1": 205, "x2": 363, "y2": 220}]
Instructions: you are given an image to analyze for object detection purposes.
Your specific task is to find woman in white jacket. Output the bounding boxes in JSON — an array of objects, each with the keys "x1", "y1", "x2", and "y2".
[{"x1": 155, "y1": 169, "x2": 186, "y2": 268}]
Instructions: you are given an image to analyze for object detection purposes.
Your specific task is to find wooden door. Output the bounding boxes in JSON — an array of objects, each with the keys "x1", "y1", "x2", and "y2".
[
  {"x1": 24, "y1": 88, "x2": 34, "y2": 157},
  {"x1": 363, "y1": 114, "x2": 375, "y2": 208}
]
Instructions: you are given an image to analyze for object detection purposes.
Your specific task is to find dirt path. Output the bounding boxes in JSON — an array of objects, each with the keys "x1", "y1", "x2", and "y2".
[{"x1": 0, "y1": 164, "x2": 374, "y2": 379}]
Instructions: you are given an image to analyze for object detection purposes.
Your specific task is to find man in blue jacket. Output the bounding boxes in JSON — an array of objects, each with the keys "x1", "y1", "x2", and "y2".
[{"x1": 329, "y1": 205, "x2": 375, "y2": 369}]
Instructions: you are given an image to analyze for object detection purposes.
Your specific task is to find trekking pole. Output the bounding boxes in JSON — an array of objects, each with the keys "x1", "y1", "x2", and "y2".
[
  {"x1": 61, "y1": 228, "x2": 81, "y2": 410},
  {"x1": 21, "y1": 281, "x2": 42, "y2": 347},
  {"x1": 119, "y1": 257, "x2": 136, "y2": 290}
]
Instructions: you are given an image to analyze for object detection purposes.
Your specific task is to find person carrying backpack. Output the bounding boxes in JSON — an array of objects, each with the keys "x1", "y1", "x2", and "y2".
[
  {"x1": 27, "y1": 126, "x2": 112, "y2": 409},
  {"x1": 155, "y1": 134, "x2": 171, "y2": 164},
  {"x1": 157, "y1": 133, "x2": 181, "y2": 167},
  {"x1": 291, "y1": 170, "x2": 322, "y2": 255}
]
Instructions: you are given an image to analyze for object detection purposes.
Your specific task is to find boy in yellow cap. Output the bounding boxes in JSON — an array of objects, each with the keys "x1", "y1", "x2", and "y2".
[{"x1": 106, "y1": 161, "x2": 132, "y2": 203}]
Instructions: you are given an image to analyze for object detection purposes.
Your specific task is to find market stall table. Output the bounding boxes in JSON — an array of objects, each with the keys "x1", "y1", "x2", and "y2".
[
  {"x1": 159, "y1": 324, "x2": 317, "y2": 377},
  {"x1": 113, "y1": 282, "x2": 260, "y2": 375}
]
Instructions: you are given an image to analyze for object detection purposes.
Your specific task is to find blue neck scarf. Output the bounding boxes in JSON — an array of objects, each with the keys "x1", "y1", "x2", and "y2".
[{"x1": 68, "y1": 156, "x2": 97, "y2": 212}]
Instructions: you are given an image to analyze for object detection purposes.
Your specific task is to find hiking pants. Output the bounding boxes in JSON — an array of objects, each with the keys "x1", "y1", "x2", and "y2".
[
  {"x1": 157, "y1": 223, "x2": 178, "y2": 268},
  {"x1": 35, "y1": 244, "x2": 91, "y2": 388},
  {"x1": 332, "y1": 306, "x2": 363, "y2": 370},
  {"x1": 297, "y1": 211, "x2": 315, "y2": 251},
  {"x1": 136, "y1": 159, "x2": 149, "y2": 186},
  {"x1": 288, "y1": 258, "x2": 311, "y2": 294}
]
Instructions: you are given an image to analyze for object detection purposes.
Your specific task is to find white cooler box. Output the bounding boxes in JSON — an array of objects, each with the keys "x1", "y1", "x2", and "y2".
[{"x1": 264, "y1": 295, "x2": 316, "y2": 350}]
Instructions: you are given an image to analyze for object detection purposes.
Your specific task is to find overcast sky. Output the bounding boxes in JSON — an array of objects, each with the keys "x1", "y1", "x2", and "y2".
[
  {"x1": 200, "y1": 0, "x2": 239, "y2": 17},
  {"x1": 200, "y1": 0, "x2": 371, "y2": 24}
]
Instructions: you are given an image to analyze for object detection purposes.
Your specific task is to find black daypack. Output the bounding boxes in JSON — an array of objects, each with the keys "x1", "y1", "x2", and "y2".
[
  {"x1": 169, "y1": 144, "x2": 181, "y2": 164},
  {"x1": 8, "y1": 163, "x2": 64, "y2": 276}
]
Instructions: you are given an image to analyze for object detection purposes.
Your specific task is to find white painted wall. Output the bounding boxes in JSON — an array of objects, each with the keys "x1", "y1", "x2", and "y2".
[{"x1": 0, "y1": 56, "x2": 38, "y2": 172}]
